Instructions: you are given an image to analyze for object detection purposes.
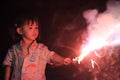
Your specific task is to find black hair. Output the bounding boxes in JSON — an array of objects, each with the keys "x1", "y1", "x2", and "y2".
[{"x1": 9, "y1": 14, "x2": 41, "y2": 43}]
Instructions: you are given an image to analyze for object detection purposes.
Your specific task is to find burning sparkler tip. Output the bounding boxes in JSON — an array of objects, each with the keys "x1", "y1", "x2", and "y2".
[{"x1": 72, "y1": 57, "x2": 80, "y2": 64}]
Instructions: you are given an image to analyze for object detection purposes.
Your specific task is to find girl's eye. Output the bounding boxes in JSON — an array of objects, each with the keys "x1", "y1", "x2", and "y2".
[
  {"x1": 35, "y1": 27, "x2": 38, "y2": 29},
  {"x1": 29, "y1": 27, "x2": 32, "y2": 29}
]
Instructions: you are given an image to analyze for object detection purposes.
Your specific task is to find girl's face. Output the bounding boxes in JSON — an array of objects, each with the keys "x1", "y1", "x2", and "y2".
[{"x1": 19, "y1": 21, "x2": 39, "y2": 42}]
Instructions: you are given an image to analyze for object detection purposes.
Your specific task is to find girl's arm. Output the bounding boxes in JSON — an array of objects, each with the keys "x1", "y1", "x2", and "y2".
[
  {"x1": 50, "y1": 53, "x2": 72, "y2": 67},
  {"x1": 5, "y1": 66, "x2": 11, "y2": 80}
]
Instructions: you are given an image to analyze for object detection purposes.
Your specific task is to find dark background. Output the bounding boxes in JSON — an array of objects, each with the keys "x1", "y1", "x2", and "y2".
[{"x1": 0, "y1": 0, "x2": 108, "y2": 80}]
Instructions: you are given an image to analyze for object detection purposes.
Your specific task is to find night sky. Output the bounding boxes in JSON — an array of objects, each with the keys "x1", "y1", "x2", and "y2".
[{"x1": 0, "y1": 0, "x2": 108, "y2": 80}]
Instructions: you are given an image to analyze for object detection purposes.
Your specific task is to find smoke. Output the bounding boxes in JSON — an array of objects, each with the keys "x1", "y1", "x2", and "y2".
[
  {"x1": 45, "y1": 0, "x2": 120, "y2": 80},
  {"x1": 48, "y1": 10, "x2": 87, "y2": 57},
  {"x1": 81, "y1": 0, "x2": 120, "y2": 80},
  {"x1": 83, "y1": 0, "x2": 120, "y2": 47}
]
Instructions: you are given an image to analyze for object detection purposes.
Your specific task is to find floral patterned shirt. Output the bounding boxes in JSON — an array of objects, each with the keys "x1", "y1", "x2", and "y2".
[{"x1": 3, "y1": 41, "x2": 54, "y2": 80}]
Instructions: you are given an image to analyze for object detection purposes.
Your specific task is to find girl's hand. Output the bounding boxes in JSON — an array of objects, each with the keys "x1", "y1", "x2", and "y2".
[{"x1": 63, "y1": 58, "x2": 72, "y2": 65}]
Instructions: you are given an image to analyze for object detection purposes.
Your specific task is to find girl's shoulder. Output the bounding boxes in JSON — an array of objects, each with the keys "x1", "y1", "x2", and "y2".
[
  {"x1": 38, "y1": 43, "x2": 47, "y2": 48},
  {"x1": 37, "y1": 42, "x2": 49, "y2": 50},
  {"x1": 8, "y1": 42, "x2": 20, "y2": 50}
]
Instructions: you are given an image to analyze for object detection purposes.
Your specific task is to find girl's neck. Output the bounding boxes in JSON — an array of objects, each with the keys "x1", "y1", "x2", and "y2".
[{"x1": 20, "y1": 39, "x2": 35, "y2": 48}]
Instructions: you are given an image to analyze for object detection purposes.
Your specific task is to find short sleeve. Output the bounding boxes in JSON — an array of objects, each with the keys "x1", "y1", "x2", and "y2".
[
  {"x1": 3, "y1": 47, "x2": 14, "y2": 66},
  {"x1": 47, "y1": 51, "x2": 55, "y2": 64},
  {"x1": 38, "y1": 43, "x2": 55, "y2": 64}
]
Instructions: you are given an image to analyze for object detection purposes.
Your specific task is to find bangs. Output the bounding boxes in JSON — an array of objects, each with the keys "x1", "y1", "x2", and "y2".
[
  {"x1": 15, "y1": 15, "x2": 39, "y2": 27},
  {"x1": 23, "y1": 17, "x2": 38, "y2": 26},
  {"x1": 24, "y1": 19, "x2": 38, "y2": 26}
]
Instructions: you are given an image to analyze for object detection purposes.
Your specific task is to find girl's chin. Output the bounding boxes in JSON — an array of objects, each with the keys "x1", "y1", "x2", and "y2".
[{"x1": 31, "y1": 37, "x2": 37, "y2": 40}]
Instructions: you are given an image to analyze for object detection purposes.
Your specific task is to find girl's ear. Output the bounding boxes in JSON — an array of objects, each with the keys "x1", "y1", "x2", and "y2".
[{"x1": 16, "y1": 27, "x2": 22, "y2": 35}]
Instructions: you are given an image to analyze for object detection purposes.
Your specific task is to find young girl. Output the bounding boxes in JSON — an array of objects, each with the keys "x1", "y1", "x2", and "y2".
[{"x1": 3, "y1": 14, "x2": 72, "y2": 80}]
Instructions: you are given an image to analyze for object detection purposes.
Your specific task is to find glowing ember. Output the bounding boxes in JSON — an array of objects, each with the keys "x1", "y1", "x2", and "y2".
[{"x1": 73, "y1": 24, "x2": 120, "y2": 68}]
